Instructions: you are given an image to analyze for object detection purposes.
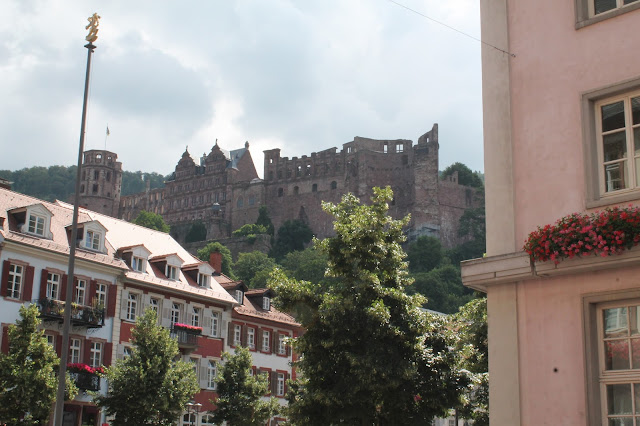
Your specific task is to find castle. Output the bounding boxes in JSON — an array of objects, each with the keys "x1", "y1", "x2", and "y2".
[{"x1": 81, "y1": 124, "x2": 478, "y2": 249}]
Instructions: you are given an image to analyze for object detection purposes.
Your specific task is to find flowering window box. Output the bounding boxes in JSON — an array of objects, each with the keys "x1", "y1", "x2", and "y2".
[
  {"x1": 172, "y1": 323, "x2": 203, "y2": 335},
  {"x1": 67, "y1": 363, "x2": 103, "y2": 392}
]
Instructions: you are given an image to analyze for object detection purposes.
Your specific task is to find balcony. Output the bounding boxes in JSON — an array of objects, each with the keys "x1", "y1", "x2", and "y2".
[
  {"x1": 69, "y1": 370, "x2": 100, "y2": 392},
  {"x1": 34, "y1": 298, "x2": 105, "y2": 328},
  {"x1": 170, "y1": 326, "x2": 199, "y2": 352}
]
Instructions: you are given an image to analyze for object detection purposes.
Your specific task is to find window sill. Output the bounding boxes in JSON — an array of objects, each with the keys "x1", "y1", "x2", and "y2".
[
  {"x1": 586, "y1": 190, "x2": 640, "y2": 209},
  {"x1": 576, "y1": 3, "x2": 640, "y2": 29}
]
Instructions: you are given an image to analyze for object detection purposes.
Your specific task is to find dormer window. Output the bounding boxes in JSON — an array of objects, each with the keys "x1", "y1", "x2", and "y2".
[
  {"x1": 263, "y1": 297, "x2": 271, "y2": 311},
  {"x1": 197, "y1": 273, "x2": 210, "y2": 287},
  {"x1": 28, "y1": 214, "x2": 45, "y2": 236},
  {"x1": 235, "y1": 290, "x2": 244, "y2": 304},
  {"x1": 132, "y1": 256, "x2": 146, "y2": 273},
  {"x1": 165, "y1": 265, "x2": 177, "y2": 280},
  {"x1": 85, "y1": 230, "x2": 101, "y2": 250}
]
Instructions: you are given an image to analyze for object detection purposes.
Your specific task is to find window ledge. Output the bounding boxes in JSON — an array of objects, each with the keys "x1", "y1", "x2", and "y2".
[
  {"x1": 586, "y1": 190, "x2": 640, "y2": 209},
  {"x1": 576, "y1": 3, "x2": 640, "y2": 29}
]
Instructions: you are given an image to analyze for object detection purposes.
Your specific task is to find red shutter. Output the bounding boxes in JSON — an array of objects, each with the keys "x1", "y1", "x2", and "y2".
[
  {"x1": 228, "y1": 322, "x2": 234, "y2": 347},
  {"x1": 106, "y1": 285, "x2": 117, "y2": 318},
  {"x1": 103, "y1": 342, "x2": 113, "y2": 366},
  {"x1": 272, "y1": 331, "x2": 278, "y2": 353},
  {"x1": 22, "y1": 266, "x2": 34, "y2": 302},
  {"x1": 55, "y1": 335, "x2": 63, "y2": 357},
  {"x1": 60, "y1": 274, "x2": 68, "y2": 302},
  {"x1": 1, "y1": 326, "x2": 9, "y2": 354},
  {"x1": 39, "y1": 269, "x2": 48, "y2": 300},
  {"x1": 83, "y1": 339, "x2": 92, "y2": 365},
  {"x1": 88, "y1": 280, "x2": 97, "y2": 305},
  {"x1": 1, "y1": 261, "x2": 10, "y2": 298}
]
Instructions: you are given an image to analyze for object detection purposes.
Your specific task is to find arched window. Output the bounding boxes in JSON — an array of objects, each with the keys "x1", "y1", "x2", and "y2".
[
  {"x1": 312, "y1": 183, "x2": 318, "y2": 192},
  {"x1": 237, "y1": 197, "x2": 244, "y2": 207},
  {"x1": 331, "y1": 181, "x2": 337, "y2": 190}
]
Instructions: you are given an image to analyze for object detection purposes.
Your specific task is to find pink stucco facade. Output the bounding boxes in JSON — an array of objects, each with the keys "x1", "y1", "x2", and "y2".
[{"x1": 463, "y1": 0, "x2": 640, "y2": 424}]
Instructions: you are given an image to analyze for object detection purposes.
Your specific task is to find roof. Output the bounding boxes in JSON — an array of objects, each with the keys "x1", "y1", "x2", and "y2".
[{"x1": 234, "y1": 292, "x2": 300, "y2": 328}]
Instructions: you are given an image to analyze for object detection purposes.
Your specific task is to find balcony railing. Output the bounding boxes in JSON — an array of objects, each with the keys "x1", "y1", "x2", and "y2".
[
  {"x1": 34, "y1": 298, "x2": 105, "y2": 328},
  {"x1": 69, "y1": 371, "x2": 100, "y2": 392},
  {"x1": 170, "y1": 327, "x2": 199, "y2": 350}
]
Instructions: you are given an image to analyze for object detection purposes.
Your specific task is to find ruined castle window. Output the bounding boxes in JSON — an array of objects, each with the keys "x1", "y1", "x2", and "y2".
[
  {"x1": 384, "y1": 143, "x2": 388, "y2": 153},
  {"x1": 94, "y1": 170, "x2": 99, "y2": 180},
  {"x1": 312, "y1": 184, "x2": 317, "y2": 192},
  {"x1": 269, "y1": 171, "x2": 274, "y2": 180},
  {"x1": 347, "y1": 146, "x2": 352, "y2": 154},
  {"x1": 296, "y1": 166, "x2": 302, "y2": 177},
  {"x1": 287, "y1": 169, "x2": 292, "y2": 178},
  {"x1": 222, "y1": 192, "x2": 226, "y2": 200},
  {"x1": 248, "y1": 196, "x2": 256, "y2": 206},
  {"x1": 106, "y1": 172, "x2": 111, "y2": 182},
  {"x1": 237, "y1": 197, "x2": 244, "y2": 208},
  {"x1": 331, "y1": 181, "x2": 337, "y2": 190},
  {"x1": 269, "y1": 158, "x2": 274, "y2": 164},
  {"x1": 293, "y1": 186, "x2": 299, "y2": 195},
  {"x1": 278, "y1": 188, "x2": 284, "y2": 197},
  {"x1": 306, "y1": 164, "x2": 311, "y2": 176},
  {"x1": 92, "y1": 184, "x2": 98, "y2": 194},
  {"x1": 96, "y1": 153, "x2": 102, "y2": 160},
  {"x1": 80, "y1": 184, "x2": 85, "y2": 193},
  {"x1": 396, "y1": 143, "x2": 404, "y2": 153},
  {"x1": 107, "y1": 192, "x2": 111, "y2": 198}
]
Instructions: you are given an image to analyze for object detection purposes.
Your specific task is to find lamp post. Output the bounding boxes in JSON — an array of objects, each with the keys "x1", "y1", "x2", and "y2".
[
  {"x1": 185, "y1": 401, "x2": 202, "y2": 426},
  {"x1": 53, "y1": 13, "x2": 100, "y2": 426}
]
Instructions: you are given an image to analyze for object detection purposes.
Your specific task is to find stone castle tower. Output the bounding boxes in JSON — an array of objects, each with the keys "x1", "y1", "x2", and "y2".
[{"x1": 78, "y1": 150, "x2": 123, "y2": 217}]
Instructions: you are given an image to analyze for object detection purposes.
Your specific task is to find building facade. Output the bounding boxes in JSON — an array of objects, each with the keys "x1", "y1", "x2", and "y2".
[
  {"x1": 118, "y1": 125, "x2": 479, "y2": 249},
  {"x1": 461, "y1": 0, "x2": 640, "y2": 425}
]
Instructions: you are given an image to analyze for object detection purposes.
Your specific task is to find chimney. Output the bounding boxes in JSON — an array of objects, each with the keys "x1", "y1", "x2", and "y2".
[{"x1": 209, "y1": 252, "x2": 222, "y2": 274}]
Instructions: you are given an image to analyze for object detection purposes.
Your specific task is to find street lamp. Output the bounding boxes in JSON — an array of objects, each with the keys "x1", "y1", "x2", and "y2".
[{"x1": 185, "y1": 401, "x2": 202, "y2": 426}]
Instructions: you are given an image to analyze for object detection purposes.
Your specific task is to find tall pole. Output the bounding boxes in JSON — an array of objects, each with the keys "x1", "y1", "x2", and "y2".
[{"x1": 53, "y1": 13, "x2": 100, "y2": 426}]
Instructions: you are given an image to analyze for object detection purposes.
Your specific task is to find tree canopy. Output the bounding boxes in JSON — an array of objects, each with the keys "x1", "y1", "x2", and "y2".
[
  {"x1": 94, "y1": 309, "x2": 198, "y2": 425},
  {"x1": 270, "y1": 219, "x2": 313, "y2": 260},
  {"x1": 234, "y1": 251, "x2": 277, "y2": 288},
  {"x1": 270, "y1": 187, "x2": 467, "y2": 425},
  {"x1": 406, "y1": 236, "x2": 444, "y2": 273},
  {"x1": 255, "y1": 205, "x2": 275, "y2": 236},
  {"x1": 0, "y1": 304, "x2": 77, "y2": 425},
  {"x1": 280, "y1": 246, "x2": 329, "y2": 284},
  {"x1": 197, "y1": 242, "x2": 236, "y2": 279},
  {"x1": 185, "y1": 220, "x2": 207, "y2": 243},
  {"x1": 133, "y1": 210, "x2": 170, "y2": 233},
  {"x1": 441, "y1": 162, "x2": 484, "y2": 188},
  {"x1": 210, "y1": 346, "x2": 279, "y2": 425}
]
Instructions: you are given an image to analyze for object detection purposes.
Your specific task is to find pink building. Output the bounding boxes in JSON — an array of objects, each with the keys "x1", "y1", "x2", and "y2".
[{"x1": 461, "y1": 0, "x2": 640, "y2": 425}]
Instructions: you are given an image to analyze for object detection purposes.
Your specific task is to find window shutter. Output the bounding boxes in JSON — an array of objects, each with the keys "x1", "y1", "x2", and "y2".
[
  {"x1": 187, "y1": 304, "x2": 194, "y2": 326},
  {"x1": 203, "y1": 311, "x2": 212, "y2": 337},
  {"x1": 120, "y1": 289, "x2": 129, "y2": 320},
  {"x1": 242, "y1": 324, "x2": 248, "y2": 347},
  {"x1": 116, "y1": 344, "x2": 125, "y2": 360},
  {"x1": 199, "y1": 358, "x2": 209, "y2": 389},
  {"x1": 272, "y1": 331, "x2": 278, "y2": 353},
  {"x1": 228, "y1": 322, "x2": 234, "y2": 346},
  {"x1": 39, "y1": 269, "x2": 48, "y2": 299},
  {"x1": 22, "y1": 265, "x2": 34, "y2": 302},
  {"x1": 270, "y1": 371, "x2": 277, "y2": 395},
  {"x1": 60, "y1": 274, "x2": 68, "y2": 302},
  {"x1": 1, "y1": 325, "x2": 9, "y2": 354},
  {"x1": 56, "y1": 335, "x2": 63, "y2": 357},
  {"x1": 257, "y1": 327, "x2": 263, "y2": 350},
  {"x1": 1, "y1": 260, "x2": 10, "y2": 298},
  {"x1": 161, "y1": 299, "x2": 171, "y2": 328},
  {"x1": 143, "y1": 294, "x2": 151, "y2": 311},
  {"x1": 106, "y1": 284, "x2": 117, "y2": 317},
  {"x1": 221, "y1": 319, "x2": 228, "y2": 339},
  {"x1": 285, "y1": 372, "x2": 290, "y2": 396},
  {"x1": 88, "y1": 280, "x2": 97, "y2": 305},
  {"x1": 83, "y1": 339, "x2": 91, "y2": 365},
  {"x1": 103, "y1": 342, "x2": 113, "y2": 366}
]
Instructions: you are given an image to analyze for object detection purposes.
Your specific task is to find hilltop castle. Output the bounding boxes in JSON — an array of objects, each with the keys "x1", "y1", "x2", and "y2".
[{"x1": 82, "y1": 124, "x2": 477, "y2": 248}]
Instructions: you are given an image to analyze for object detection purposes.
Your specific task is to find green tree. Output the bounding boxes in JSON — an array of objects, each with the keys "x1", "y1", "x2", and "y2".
[
  {"x1": 270, "y1": 219, "x2": 313, "y2": 261},
  {"x1": 406, "y1": 236, "x2": 444, "y2": 273},
  {"x1": 94, "y1": 309, "x2": 198, "y2": 426},
  {"x1": 133, "y1": 210, "x2": 170, "y2": 233},
  {"x1": 452, "y1": 298, "x2": 489, "y2": 426},
  {"x1": 232, "y1": 224, "x2": 268, "y2": 243},
  {"x1": 185, "y1": 220, "x2": 207, "y2": 243},
  {"x1": 0, "y1": 304, "x2": 78, "y2": 425},
  {"x1": 197, "y1": 242, "x2": 236, "y2": 279},
  {"x1": 280, "y1": 246, "x2": 329, "y2": 284},
  {"x1": 447, "y1": 189, "x2": 486, "y2": 264},
  {"x1": 210, "y1": 346, "x2": 279, "y2": 425},
  {"x1": 255, "y1": 205, "x2": 275, "y2": 236},
  {"x1": 441, "y1": 162, "x2": 484, "y2": 188},
  {"x1": 234, "y1": 251, "x2": 277, "y2": 288},
  {"x1": 409, "y1": 264, "x2": 474, "y2": 314},
  {"x1": 270, "y1": 187, "x2": 467, "y2": 425},
  {"x1": 121, "y1": 171, "x2": 167, "y2": 196}
]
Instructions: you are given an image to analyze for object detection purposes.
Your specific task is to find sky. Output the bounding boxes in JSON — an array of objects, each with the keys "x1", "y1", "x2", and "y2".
[{"x1": 0, "y1": 0, "x2": 483, "y2": 179}]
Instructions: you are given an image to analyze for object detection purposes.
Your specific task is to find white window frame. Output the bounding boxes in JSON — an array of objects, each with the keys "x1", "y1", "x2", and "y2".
[
  {"x1": 166, "y1": 265, "x2": 177, "y2": 281},
  {"x1": 132, "y1": 256, "x2": 146, "y2": 273},
  {"x1": 211, "y1": 311, "x2": 219, "y2": 337},
  {"x1": 95, "y1": 283, "x2": 107, "y2": 307},
  {"x1": 28, "y1": 214, "x2": 45, "y2": 236},
  {"x1": 277, "y1": 372, "x2": 285, "y2": 396},
  {"x1": 46, "y1": 272, "x2": 60, "y2": 300},
  {"x1": 396, "y1": 143, "x2": 404, "y2": 153},
  {"x1": 197, "y1": 273, "x2": 210, "y2": 287},
  {"x1": 75, "y1": 279, "x2": 86, "y2": 305},
  {"x1": 126, "y1": 293, "x2": 138, "y2": 321},
  {"x1": 263, "y1": 297, "x2": 270, "y2": 311},
  {"x1": 192, "y1": 307, "x2": 200, "y2": 328},
  {"x1": 262, "y1": 330, "x2": 270, "y2": 352},
  {"x1": 46, "y1": 334, "x2": 56, "y2": 349},
  {"x1": 590, "y1": 0, "x2": 640, "y2": 16},
  {"x1": 278, "y1": 334, "x2": 287, "y2": 355},
  {"x1": 247, "y1": 327, "x2": 255, "y2": 349},
  {"x1": 595, "y1": 90, "x2": 640, "y2": 196},
  {"x1": 234, "y1": 324, "x2": 242, "y2": 346},
  {"x1": 85, "y1": 230, "x2": 101, "y2": 251},
  {"x1": 207, "y1": 360, "x2": 217, "y2": 390},
  {"x1": 149, "y1": 297, "x2": 160, "y2": 315},
  {"x1": 90, "y1": 342, "x2": 102, "y2": 367},
  {"x1": 235, "y1": 289, "x2": 244, "y2": 304},
  {"x1": 171, "y1": 302, "x2": 181, "y2": 325},
  {"x1": 69, "y1": 338, "x2": 81, "y2": 364},
  {"x1": 8, "y1": 264, "x2": 23, "y2": 299}
]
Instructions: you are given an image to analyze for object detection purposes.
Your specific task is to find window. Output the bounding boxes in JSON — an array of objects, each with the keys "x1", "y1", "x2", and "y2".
[
  {"x1": 262, "y1": 330, "x2": 271, "y2": 352},
  {"x1": 28, "y1": 214, "x2": 45, "y2": 236},
  {"x1": 197, "y1": 273, "x2": 209, "y2": 287},
  {"x1": 234, "y1": 324, "x2": 242, "y2": 346},
  {"x1": 192, "y1": 307, "x2": 200, "y2": 328},
  {"x1": 69, "y1": 338, "x2": 81, "y2": 364},
  {"x1": 383, "y1": 143, "x2": 388, "y2": 153},
  {"x1": 577, "y1": 0, "x2": 640, "y2": 27},
  {"x1": 347, "y1": 146, "x2": 352, "y2": 154},
  {"x1": 132, "y1": 256, "x2": 145, "y2": 273},
  {"x1": 396, "y1": 143, "x2": 404, "y2": 153},
  {"x1": 166, "y1": 265, "x2": 177, "y2": 280},
  {"x1": 123, "y1": 346, "x2": 133, "y2": 358},
  {"x1": 85, "y1": 230, "x2": 100, "y2": 250},
  {"x1": 46, "y1": 272, "x2": 60, "y2": 300},
  {"x1": 207, "y1": 360, "x2": 217, "y2": 389},
  {"x1": 312, "y1": 183, "x2": 317, "y2": 193},
  {"x1": 211, "y1": 311, "x2": 219, "y2": 337},
  {"x1": 247, "y1": 327, "x2": 255, "y2": 349},
  {"x1": 331, "y1": 181, "x2": 337, "y2": 190},
  {"x1": 46, "y1": 334, "x2": 55, "y2": 349},
  {"x1": 593, "y1": 0, "x2": 639, "y2": 15},
  {"x1": 126, "y1": 293, "x2": 138, "y2": 321},
  {"x1": 75, "y1": 279, "x2": 86, "y2": 305},
  {"x1": 201, "y1": 414, "x2": 216, "y2": 426},
  {"x1": 90, "y1": 342, "x2": 102, "y2": 367},
  {"x1": 189, "y1": 357, "x2": 198, "y2": 377},
  {"x1": 278, "y1": 334, "x2": 287, "y2": 355},
  {"x1": 149, "y1": 297, "x2": 160, "y2": 315},
  {"x1": 235, "y1": 289, "x2": 244, "y2": 304},
  {"x1": 182, "y1": 413, "x2": 196, "y2": 426},
  {"x1": 263, "y1": 297, "x2": 271, "y2": 311},
  {"x1": 7, "y1": 264, "x2": 23, "y2": 299},
  {"x1": 171, "y1": 303, "x2": 181, "y2": 325},
  {"x1": 277, "y1": 372, "x2": 285, "y2": 396},
  {"x1": 596, "y1": 92, "x2": 640, "y2": 194},
  {"x1": 278, "y1": 188, "x2": 284, "y2": 197},
  {"x1": 96, "y1": 283, "x2": 107, "y2": 307},
  {"x1": 237, "y1": 197, "x2": 243, "y2": 207}
]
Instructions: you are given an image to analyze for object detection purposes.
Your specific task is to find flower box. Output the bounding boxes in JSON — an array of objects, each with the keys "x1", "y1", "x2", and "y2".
[{"x1": 172, "y1": 323, "x2": 203, "y2": 334}]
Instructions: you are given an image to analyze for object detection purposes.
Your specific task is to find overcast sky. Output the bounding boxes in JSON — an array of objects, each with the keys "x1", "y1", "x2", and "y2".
[{"x1": 0, "y1": 0, "x2": 482, "y2": 179}]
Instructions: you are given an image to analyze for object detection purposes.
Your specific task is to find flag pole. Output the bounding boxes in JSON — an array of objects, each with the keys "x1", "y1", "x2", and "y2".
[{"x1": 105, "y1": 124, "x2": 109, "y2": 150}]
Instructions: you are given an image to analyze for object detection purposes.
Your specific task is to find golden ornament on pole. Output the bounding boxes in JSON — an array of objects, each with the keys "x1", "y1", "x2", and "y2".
[{"x1": 85, "y1": 13, "x2": 100, "y2": 43}]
